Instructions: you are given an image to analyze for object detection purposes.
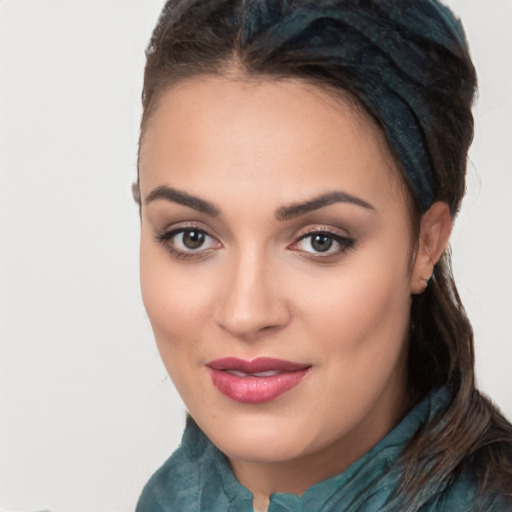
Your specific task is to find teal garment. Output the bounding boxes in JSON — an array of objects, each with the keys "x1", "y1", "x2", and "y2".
[{"x1": 135, "y1": 388, "x2": 509, "y2": 512}]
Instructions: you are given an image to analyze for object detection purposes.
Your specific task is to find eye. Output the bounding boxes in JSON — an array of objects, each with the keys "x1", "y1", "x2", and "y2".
[
  {"x1": 292, "y1": 230, "x2": 356, "y2": 256},
  {"x1": 176, "y1": 230, "x2": 208, "y2": 250},
  {"x1": 156, "y1": 227, "x2": 220, "y2": 257}
]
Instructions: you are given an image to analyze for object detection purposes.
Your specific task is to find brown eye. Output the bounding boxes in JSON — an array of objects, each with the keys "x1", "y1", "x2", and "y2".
[
  {"x1": 156, "y1": 227, "x2": 221, "y2": 257},
  {"x1": 292, "y1": 230, "x2": 356, "y2": 257},
  {"x1": 181, "y1": 230, "x2": 206, "y2": 249}
]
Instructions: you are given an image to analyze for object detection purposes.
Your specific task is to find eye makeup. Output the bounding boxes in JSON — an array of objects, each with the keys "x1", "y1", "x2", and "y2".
[
  {"x1": 291, "y1": 228, "x2": 357, "y2": 258},
  {"x1": 154, "y1": 221, "x2": 357, "y2": 263},
  {"x1": 155, "y1": 223, "x2": 222, "y2": 261}
]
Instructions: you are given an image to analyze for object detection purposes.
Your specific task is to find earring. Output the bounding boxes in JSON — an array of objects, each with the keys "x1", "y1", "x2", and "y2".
[{"x1": 422, "y1": 274, "x2": 433, "y2": 287}]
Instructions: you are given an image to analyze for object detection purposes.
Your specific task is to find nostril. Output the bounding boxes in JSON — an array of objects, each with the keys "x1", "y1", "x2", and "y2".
[{"x1": 215, "y1": 301, "x2": 291, "y2": 339}]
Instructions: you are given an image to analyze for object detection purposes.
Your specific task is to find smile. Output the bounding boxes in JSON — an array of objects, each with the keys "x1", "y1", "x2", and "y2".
[{"x1": 206, "y1": 357, "x2": 312, "y2": 404}]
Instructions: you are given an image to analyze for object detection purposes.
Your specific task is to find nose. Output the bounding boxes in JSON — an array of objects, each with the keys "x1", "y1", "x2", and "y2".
[{"x1": 213, "y1": 249, "x2": 290, "y2": 340}]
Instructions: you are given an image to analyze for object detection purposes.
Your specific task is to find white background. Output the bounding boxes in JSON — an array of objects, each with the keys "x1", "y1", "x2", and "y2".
[{"x1": 0, "y1": 1, "x2": 511, "y2": 511}]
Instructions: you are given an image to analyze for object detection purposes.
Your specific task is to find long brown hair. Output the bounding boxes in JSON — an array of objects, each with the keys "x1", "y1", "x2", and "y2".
[{"x1": 137, "y1": 0, "x2": 512, "y2": 506}]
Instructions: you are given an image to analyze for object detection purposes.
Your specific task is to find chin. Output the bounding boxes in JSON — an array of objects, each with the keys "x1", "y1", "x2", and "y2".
[
  {"x1": 218, "y1": 433, "x2": 312, "y2": 465},
  {"x1": 196, "y1": 409, "x2": 319, "y2": 463}
]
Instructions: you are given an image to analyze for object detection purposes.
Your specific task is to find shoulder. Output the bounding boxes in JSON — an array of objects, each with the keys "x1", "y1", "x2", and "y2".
[
  {"x1": 421, "y1": 462, "x2": 512, "y2": 512},
  {"x1": 135, "y1": 418, "x2": 254, "y2": 511},
  {"x1": 135, "y1": 419, "x2": 210, "y2": 512}
]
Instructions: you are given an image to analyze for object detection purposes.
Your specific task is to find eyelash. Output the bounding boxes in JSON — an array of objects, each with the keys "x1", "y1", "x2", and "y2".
[
  {"x1": 155, "y1": 226, "x2": 219, "y2": 260},
  {"x1": 155, "y1": 225, "x2": 356, "y2": 261},
  {"x1": 292, "y1": 229, "x2": 357, "y2": 258}
]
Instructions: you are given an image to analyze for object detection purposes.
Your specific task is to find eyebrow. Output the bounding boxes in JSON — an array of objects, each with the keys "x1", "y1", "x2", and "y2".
[
  {"x1": 144, "y1": 186, "x2": 374, "y2": 220},
  {"x1": 144, "y1": 185, "x2": 221, "y2": 216},
  {"x1": 275, "y1": 191, "x2": 375, "y2": 221}
]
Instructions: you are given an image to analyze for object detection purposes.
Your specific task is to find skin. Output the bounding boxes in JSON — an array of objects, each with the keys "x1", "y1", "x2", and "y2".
[{"x1": 138, "y1": 77, "x2": 451, "y2": 512}]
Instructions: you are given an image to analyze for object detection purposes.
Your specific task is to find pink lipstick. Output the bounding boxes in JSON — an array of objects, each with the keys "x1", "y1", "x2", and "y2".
[{"x1": 206, "y1": 357, "x2": 311, "y2": 404}]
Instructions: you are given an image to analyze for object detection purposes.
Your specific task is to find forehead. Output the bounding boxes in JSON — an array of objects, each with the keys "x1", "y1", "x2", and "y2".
[{"x1": 138, "y1": 77, "x2": 406, "y2": 210}]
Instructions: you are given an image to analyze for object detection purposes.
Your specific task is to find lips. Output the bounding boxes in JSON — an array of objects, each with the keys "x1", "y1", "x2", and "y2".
[{"x1": 206, "y1": 357, "x2": 311, "y2": 404}]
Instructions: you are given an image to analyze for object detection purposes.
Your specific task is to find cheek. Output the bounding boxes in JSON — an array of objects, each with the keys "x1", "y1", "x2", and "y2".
[
  {"x1": 299, "y1": 237, "x2": 412, "y2": 370},
  {"x1": 139, "y1": 242, "x2": 220, "y2": 414},
  {"x1": 289, "y1": 246, "x2": 412, "y2": 439},
  {"x1": 139, "y1": 238, "x2": 211, "y2": 360}
]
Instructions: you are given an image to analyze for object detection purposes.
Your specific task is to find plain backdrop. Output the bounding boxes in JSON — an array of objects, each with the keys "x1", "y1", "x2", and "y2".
[{"x1": 0, "y1": 1, "x2": 511, "y2": 511}]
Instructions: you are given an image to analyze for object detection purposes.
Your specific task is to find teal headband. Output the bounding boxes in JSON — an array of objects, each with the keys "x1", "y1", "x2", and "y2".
[{"x1": 238, "y1": 0, "x2": 473, "y2": 211}]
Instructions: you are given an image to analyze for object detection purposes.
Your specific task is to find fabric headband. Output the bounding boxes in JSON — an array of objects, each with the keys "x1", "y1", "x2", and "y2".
[{"x1": 238, "y1": 0, "x2": 472, "y2": 212}]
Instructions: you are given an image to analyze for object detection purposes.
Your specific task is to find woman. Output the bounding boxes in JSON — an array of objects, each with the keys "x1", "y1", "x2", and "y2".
[{"x1": 133, "y1": 1, "x2": 512, "y2": 510}]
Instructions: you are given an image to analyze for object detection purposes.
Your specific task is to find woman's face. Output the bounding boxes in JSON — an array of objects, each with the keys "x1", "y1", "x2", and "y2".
[{"x1": 138, "y1": 77, "x2": 418, "y2": 478}]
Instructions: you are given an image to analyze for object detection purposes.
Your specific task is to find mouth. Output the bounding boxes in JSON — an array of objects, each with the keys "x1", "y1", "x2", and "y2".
[{"x1": 205, "y1": 357, "x2": 312, "y2": 404}]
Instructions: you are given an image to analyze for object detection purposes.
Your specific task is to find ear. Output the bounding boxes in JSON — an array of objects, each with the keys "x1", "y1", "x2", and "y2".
[{"x1": 410, "y1": 202, "x2": 453, "y2": 294}]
